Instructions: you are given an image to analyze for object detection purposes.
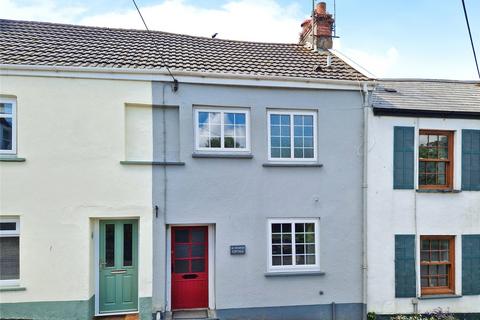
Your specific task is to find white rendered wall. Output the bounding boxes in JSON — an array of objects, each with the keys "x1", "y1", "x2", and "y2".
[
  {"x1": 0, "y1": 76, "x2": 153, "y2": 303},
  {"x1": 366, "y1": 110, "x2": 480, "y2": 314}
]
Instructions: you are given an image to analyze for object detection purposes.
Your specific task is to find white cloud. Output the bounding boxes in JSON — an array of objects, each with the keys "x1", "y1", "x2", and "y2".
[
  {"x1": 0, "y1": 0, "x2": 86, "y2": 23},
  {"x1": 79, "y1": 0, "x2": 304, "y2": 43},
  {"x1": 335, "y1": 45, "x2": 400, "y2": 78}
]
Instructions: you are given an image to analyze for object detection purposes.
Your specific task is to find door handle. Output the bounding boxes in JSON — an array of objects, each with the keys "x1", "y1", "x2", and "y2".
[
  {"x1": 182, "y1": 274, "x2": 198, "y2": 279},
  {"x1": 111, "y1": 269, "x2": 127, "y2": 274}
]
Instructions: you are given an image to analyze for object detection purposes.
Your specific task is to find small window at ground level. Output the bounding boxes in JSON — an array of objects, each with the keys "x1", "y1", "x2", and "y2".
[
  {"x1": 268, "y1": 111, "x2": 317, "y2": 161},
  {"x1": 418, "y1": 130, "x2": 454, "y2": 190},
  {"x1": 194, "y1": 108, "x2": 250, "y2": 152},
  {"x1": 0, "y1": 98, "x2": 16, "y2": 154},
  {"x1": 0, "y1": 217, "x2": 20, "y2": 286},
  {"x1": 420, "y1": 236, "x2": 455, "y2": 295},
  {"x1": 268, "y1": 219, "x2": 319, "y2": 272}
]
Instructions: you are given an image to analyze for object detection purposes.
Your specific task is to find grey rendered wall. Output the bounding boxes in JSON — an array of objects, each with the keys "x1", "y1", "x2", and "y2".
[{"x1": 152, "y1": 82, "x2": 364, "y2": 312}]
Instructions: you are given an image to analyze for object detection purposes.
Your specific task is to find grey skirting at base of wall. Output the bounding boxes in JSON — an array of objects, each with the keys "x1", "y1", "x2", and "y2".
[
  {"x1": 214, "y1": 303, "x2": 364, "y2": 320},
  {"x1": 0, "y1": 296, "x2": 152, "y2": 320},
  {"x1": 375, "y1": 314, "x2": 480, "y2": 320}
]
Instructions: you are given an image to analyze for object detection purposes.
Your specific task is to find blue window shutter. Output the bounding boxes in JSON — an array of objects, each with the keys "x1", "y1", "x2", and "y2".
[
  {"x1": 462, "y1": 235, "x2": 480, "y2": 295},
  {"x1": 462, "y1": 130, "x2": 480, "y2": 191},
  {"x1": 394, "y1": 126, "x2": 415, "y2": 189},
  {"x1": 395, "y1": 235, "x2": 416, "y2": 297}
]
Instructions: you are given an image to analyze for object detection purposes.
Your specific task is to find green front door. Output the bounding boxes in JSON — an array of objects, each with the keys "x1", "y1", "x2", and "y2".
[{"x1": 99, "y1": 220, "x2": 138, "y2": 314}]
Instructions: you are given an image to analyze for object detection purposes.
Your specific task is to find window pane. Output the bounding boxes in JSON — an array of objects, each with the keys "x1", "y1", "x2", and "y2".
[
  {"x1": 282, "y1": 256, "x2": 292, "y2": 265},
  {"x1": 0, "y1": 223, "x2": 16, "y2": 231},
  {"x1": 197, "y1": 111, "x2": 221, "y2": 149},
  {"x1": 191, "y1": 229, "x2": 205, "y2": 243},
  {"x1": 174, "y1": 260, "x2": 189, "y2": 273},
  {"x1": 175, "y1": 244, "x2": 189, "y2": 258},
  {"x1": 271, "y1": 224, "x2": 281, "y2": 233},
  {"x1": 0, "y1": 117, "x2": 13, "y2": 151},
  {"x1": 223, "y1": 113, "x2": 247, "y2": 149},
  {"x1": 191, "y1": 259, "x2": 205, "y2": 272},
  {"x1": 0, "y1": 237, "x2": 19, "y2": 280},
  {"x1": 0, "y1": 103, "x2": 13, "y2": 115},
  {"x1": 272, "y1": 256, "x2": 281, "y2": 266},
  {"x1": 270, "y1": 114, "x2": 291, "y2": 159},
  {"x1": 419, "y1": 135, "x2": 428, "y2": 147},
  {"x1": 105, "y1": 224, "x2": 115, "y2": 267},
  {"x1": 123, "y1": 224, "x2": 133, "y2": 266},
  {"x1": 192, "y1": 245, "x2": 205, "y2": 258},
  {"x1": 292, "y1": 115, "x2": 314, "y2": 159},
  {"x1": 306, "y1": 255, "x2": 315, "y2": 264},
  {"x1": 175, "y1": 229, "x2": 189, "y2": 243}
]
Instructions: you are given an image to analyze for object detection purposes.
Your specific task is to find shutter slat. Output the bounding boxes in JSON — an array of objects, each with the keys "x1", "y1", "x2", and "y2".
[
  {"x1": 394, "y1": 127, "x2": 415, "y2": 189},
  {"x1": 462, "y1": 130, "x2": 480, "y2": 191},
  {"x1": 395, "y1": 235, "x2": 416, "y2": 297},
  {"x1": 462, "y1": 235, "x2": 480, "y2": 295}
]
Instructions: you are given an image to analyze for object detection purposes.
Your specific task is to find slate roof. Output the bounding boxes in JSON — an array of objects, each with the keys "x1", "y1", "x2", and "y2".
[
  {"x1": 372, "y1": 79, "x2": 480, "y2": 118},
  {"x1": 0, "y1": 19, "x2": 368, "y2": 81}
]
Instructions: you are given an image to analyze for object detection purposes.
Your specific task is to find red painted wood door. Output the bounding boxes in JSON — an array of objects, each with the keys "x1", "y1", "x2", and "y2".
[{"x1": 171, "y1": 226, "x2": 208, "y2": 310}]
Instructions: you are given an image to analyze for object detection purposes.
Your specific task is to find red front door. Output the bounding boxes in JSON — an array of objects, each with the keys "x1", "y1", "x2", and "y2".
[{"x1": 171, "y1": 226, "x2": 208, "y2": 310}]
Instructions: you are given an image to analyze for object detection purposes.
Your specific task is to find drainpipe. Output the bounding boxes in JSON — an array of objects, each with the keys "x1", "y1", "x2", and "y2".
[{"x1": 361, "y1": 82, "x2": 370, "y2": 320}]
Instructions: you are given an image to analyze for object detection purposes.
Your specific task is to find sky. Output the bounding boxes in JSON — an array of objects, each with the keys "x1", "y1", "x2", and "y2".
[{"x1": 1, "y1": 0, "x2": 479, "y2": 80}]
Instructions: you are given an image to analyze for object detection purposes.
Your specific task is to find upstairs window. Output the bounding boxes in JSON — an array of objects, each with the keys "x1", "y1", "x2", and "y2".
[
  {"x1": 0, "y1": 98, "x2": 16, "y2": 154},
  {"x1": 194, "y1": 108, "x2": 250, "y2": 152},
  {"x1": 418, "y1": 130, "x2": 454, "y2": 190},
  {"x1": 0, "y1": 217, "x2": 20, "y2": 286},
  {"x1": 420, "y1": 236, "x2": 455, "y2": 295},
  {"x1": 268, "y1": 111, "x2": 317, "y2": 161}
]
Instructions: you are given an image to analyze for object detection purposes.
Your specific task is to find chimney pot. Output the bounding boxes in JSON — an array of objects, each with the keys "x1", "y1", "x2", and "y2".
[{"x1": 316, "y1": 2, "x2": 327, "y2": 15}]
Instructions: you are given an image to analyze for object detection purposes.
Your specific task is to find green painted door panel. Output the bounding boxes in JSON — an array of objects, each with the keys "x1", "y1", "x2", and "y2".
[{"x1": 99, "y1": 220, "x2": 138, "y2": 313}]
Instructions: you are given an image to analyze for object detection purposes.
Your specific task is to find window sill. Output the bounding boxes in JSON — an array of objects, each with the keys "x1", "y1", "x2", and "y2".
[
  {"x1": 0, "y1": 156, "x2": 26, "y2": 162},
  {"x1": 192, "y1": 153, "x2": 253, "y2": 159},
  {"x1": 264, "y1": 270, "x2": 325, "y2": 277},
  {"x1": 0, "y1": 286, "x2": 26, "y2": 292},
  {"x1": 263, "y1": 162, "x2": 323, "y2": 168},
  {"x1": 418, "y1": 294, "x2": 462, "y2": 300},
  {"x1": 120, "y1": 160, "x2": 185, "y2": 166},
  {"x1": 416, "y1": 189, "x2": 461, "y2": 193}
]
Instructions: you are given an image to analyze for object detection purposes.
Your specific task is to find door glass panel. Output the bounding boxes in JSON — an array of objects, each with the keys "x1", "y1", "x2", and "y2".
[
  {"x1": 191, "y1": 245, "x2": 205, "y2": 257},
  {"x1": 105, "y1": 224, "x2": 115, "y2": 267},
  {"x1": 191, "y1": 259, "x2": 205, "y2": 272},
  {"x1": 175, "y1": 230, "x2": 189, "y2": 243},
  {"x1": 191, "y1": 229, "x2": 204, "y2": 243},
  {"x1": 174, "y1": 260, "x2": 189, "y2": 273},
  {"x1": 123, "y1": 224, "x2": 133, "y2": 266},
  {"x1": 175, "y1": 244, "x2": 189, "y2": 258}
]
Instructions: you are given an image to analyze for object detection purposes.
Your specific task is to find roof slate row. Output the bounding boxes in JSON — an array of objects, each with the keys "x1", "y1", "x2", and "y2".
[
  {"x1": 372, "y1": 79, "x2": 480, "y2": 116},
  {"x1": 0, "y1": 19, "x2": 368, "y2": 81}
]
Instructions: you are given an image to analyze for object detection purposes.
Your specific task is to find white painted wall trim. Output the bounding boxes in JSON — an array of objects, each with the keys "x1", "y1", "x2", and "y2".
[{"x1": 0, "y1": 64, "x2": 374, "y2": 91}]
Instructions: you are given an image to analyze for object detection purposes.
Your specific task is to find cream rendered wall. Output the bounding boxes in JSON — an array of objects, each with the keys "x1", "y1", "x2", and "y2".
[
  {"x1": 0, "y1": 75, "x2": 153, "y2": 303},
  {"x1": 366, "y1": 110, "x2": 480, "y2": 314}
]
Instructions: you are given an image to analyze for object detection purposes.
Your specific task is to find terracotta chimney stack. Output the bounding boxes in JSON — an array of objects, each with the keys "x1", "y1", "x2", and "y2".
[{"x1": 299, "y1": 2, "x2": 334, "y2": 51}]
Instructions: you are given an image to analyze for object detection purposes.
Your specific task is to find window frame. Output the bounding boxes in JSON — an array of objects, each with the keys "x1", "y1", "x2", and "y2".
[
  {"x1": 267, "y1": 110, "x2": 317, "y2": 162},
  {"x1": 420, "y1": 235, "x2": 455, "y2": 296},
  {"x1": 0, "y1": 217, "x2": 20, "y2": 286},
  {"x1": 418, "y1": 130, "x2": 454, "y2": 190},
  {"x1": 194, "y1": 107, "x2": 251, "y2": 153},
  {"x1": 0, "y1": 97, "x2": 17, "y2": 155},
  {"x1": 267, "y1": 218, "x2": 320, "y2": 272}
]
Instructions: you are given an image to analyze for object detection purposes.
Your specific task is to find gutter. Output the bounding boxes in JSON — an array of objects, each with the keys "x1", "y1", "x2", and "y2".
[
  {"x1": 372, "y1": 107, "x2": 480, "y2": 119},
  {"x1": 0, "y1": 64, "x2": 375, "y2": 90}
]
